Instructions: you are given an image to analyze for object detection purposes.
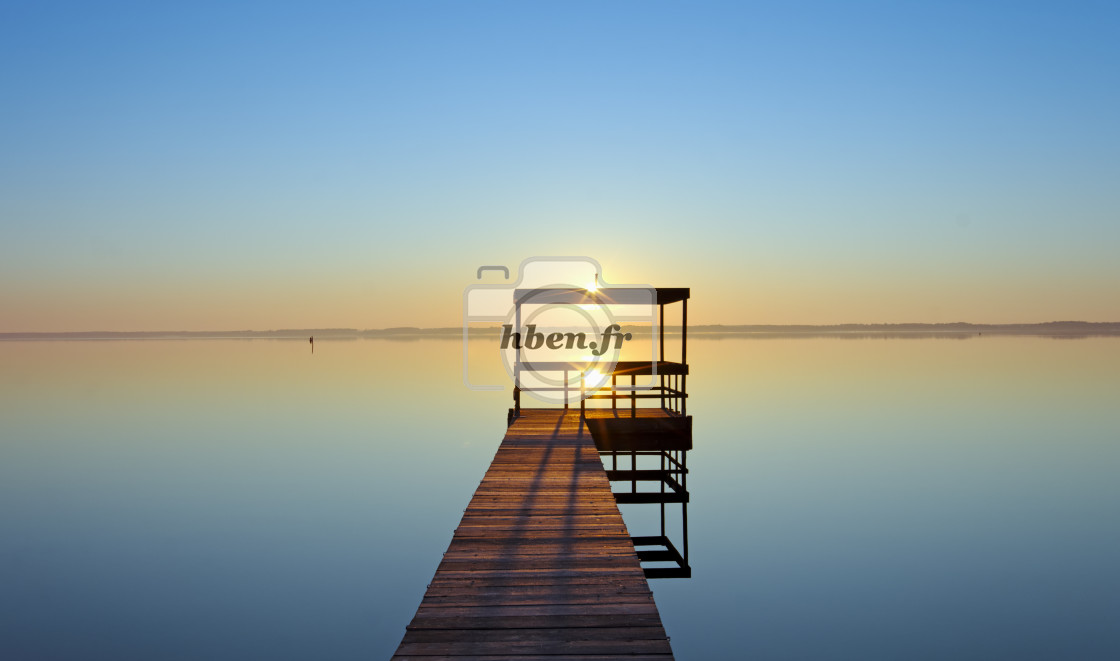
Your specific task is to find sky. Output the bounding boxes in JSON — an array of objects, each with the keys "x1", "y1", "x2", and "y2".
[{"x1": 1, "y1": 1, "x2": 1117, "y2": 331}]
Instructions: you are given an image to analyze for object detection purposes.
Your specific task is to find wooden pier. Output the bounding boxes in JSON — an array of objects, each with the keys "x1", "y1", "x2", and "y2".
[{"x1": 391, "y1": 408, "x2": 676, "y2": 659}]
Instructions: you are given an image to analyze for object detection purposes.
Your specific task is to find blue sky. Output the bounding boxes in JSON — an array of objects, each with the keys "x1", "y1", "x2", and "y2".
[{"x1": 2, "y1": 1, "x2": 1117, "y2": 330}]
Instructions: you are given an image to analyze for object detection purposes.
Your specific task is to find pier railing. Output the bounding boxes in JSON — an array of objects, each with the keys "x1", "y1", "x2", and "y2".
[
  {"x1": 512, "y1": 360, "x2": 689, "y2": 418},
  {"x1": 510, "y1": 286, "x2": 690, "y2": 419}
]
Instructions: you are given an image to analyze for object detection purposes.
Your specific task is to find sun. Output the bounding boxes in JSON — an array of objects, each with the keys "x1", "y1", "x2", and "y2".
[{"x1": 583, "y1": 368, "x2": 609, "y2": 390}]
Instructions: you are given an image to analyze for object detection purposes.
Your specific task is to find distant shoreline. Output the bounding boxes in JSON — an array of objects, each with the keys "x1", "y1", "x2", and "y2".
[{"x1": 3, "y1": 321, "x2": 1120, "y2": 340}]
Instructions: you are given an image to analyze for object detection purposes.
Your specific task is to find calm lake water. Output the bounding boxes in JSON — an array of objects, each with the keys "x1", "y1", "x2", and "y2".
[{"x1": 2, "y1": 336, "x2": 1118, "y2": 660}]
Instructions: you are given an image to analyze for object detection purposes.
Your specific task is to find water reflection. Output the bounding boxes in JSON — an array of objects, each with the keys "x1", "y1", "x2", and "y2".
[
  {"x1": 660, "y1": 335, "x2": 1120, "y2": 660},
  {"x1": 1, "y1": 336, "x2": 1118, "y2": 659},
  {"x1": 0, "y1": 338, "x2": 510, "y2": 660},
  {"x1": 585, "y1": 410, "x2": 693, "y2": 579}
]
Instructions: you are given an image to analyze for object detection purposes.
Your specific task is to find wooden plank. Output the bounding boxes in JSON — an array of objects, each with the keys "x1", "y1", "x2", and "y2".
[
  {"x1": 395, "y1": 640, "x2": 673, "y2": 656},
  {"x1": 411, "y1": 604, "x2": 660, "y2": 619},
  {"x1": 444, "y1": 547, "x2": 638, "y2": 557},
  {"x1": 416, "y1": 594, "x2": 656, "y2": 608},
  {"x1": 445, "y1": 539, "x2": 637, "y2": 550},
  {"x1": 401, "y1": 626, "x2": 669, "y2": 641},
  {"x1": 425, "y1": 579, "x2": 651, "y2": 594},
  {"x1": 391, "y1": 409, "x2": 676, "y2": 659},
  {"x1": 420, "y1": 583, "x2": 651, "y2": 596},
  {"x1": 394, "y1": 656, "x2": 671, "y2": 661}
]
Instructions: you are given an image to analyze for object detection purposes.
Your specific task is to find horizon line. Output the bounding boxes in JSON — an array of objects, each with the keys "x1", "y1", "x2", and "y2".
[{"x1": 3, "y1": 320, "x2": 1120, "y2": 339}]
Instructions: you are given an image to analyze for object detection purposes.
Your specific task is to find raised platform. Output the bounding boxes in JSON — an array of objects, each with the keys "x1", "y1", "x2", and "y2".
[{"x1": 391, "y1": 409, "x2": 675, "y2": 659}]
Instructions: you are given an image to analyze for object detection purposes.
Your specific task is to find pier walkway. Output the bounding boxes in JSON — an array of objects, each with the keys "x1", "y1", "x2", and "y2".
[{"x1": 391, "y1": 408, "x2": 675, "y2": 659}]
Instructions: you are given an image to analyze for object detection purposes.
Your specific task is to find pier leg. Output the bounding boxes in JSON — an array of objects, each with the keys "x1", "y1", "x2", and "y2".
[
  {"x1": 660, "y1": 451, "x2": 666, "y2": 538},
  {"x1": 563, "y1": 369, "x2": 569, "y2": 409},
  {"x1": 580, "y1": 373, "x2": 586, "y2": 418}
]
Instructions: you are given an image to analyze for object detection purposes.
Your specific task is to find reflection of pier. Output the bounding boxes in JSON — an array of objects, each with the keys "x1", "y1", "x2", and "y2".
[
  {"x1": 588, "y1": 410, "x2": 692, "y2": 579},
  {"x1": 394, "y1": 286, "x2": 692, "y2": 655}
]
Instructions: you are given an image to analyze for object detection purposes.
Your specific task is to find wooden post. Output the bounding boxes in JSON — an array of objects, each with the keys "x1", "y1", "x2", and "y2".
[
  {"x1": 659, "y1": 303, "x2": 665, "y2": 361},
  {"x1": 682, "y1": 450, "x2": 689, "y2": 564},
  {"x1": 660, "y1": 451, "x2": 666, "y2": 538},
  {"x1": 580, "y1": 371, "x2": 586, "y2": 418},
  {"x1": 659, "y1": 303, "x2": 666, "y2": 410},
  {"x1": 681, "y1": 298, "x2": 687, "y2": 366},
  {"x1": 632, "y1": 450, "x2": 637, "y2": 494},
  {"x1": 563, "y1": 369, "x2": 569, "y2": 409},
  {"x1": 514, "y1": 298, "x2": 522, "y2": 417},
  {"x1": 681, "y1": 299, "x2": 687, "y2": 417}
]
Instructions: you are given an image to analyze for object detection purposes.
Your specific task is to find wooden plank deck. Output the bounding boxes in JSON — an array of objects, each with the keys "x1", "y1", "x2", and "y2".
[{"x1": 391, "y1": 408, "x2": 675, "y2": 659}]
